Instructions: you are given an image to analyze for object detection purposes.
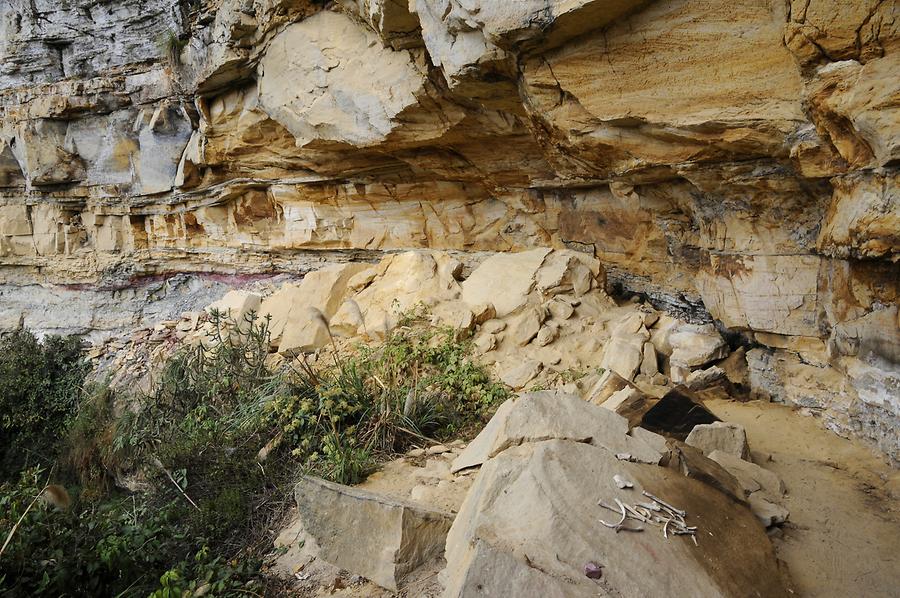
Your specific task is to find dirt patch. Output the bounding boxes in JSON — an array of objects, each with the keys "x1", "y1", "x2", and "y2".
[{"x1": 707, "y1": 399, "x2": 900, "y2": 598}]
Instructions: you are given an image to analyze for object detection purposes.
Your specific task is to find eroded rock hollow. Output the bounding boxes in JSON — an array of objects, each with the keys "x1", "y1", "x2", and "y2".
[{"x1": 0, "y1": 0, "x2": 897, "y2": 463}]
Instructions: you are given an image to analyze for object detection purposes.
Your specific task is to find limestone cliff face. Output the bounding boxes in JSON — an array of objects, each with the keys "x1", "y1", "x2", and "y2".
[{"x1": 0, "y1": 1, "x2": 897, "y2": 459}]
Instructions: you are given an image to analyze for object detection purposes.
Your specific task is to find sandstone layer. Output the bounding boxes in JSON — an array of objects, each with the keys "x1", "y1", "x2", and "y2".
[{"x1": 0, "y1": 1, "x2": 897, "y2": 462}]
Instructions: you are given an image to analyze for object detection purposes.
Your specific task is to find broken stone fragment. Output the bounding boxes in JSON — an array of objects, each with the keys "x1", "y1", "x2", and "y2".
[
  {"x1": 534, "y1": 323, "x2": 559, "y2": 346},
  {"x1": 293, "y1": 476, "x2": 453, "y2": 591},
  {"x1": 330, "y1": 251, "x2": 462, "y2": 337},
  {"x1": 204, "y1": 290, "x2": 263, "y2": 336},
  {"x1": 498, "y1": 359, "x2": 543, "y2": 390},
  {"x1": 461, "y1": 248, "x2": 551, "y2": 318},
  {"x1": 686, "y1": 422, "x2": 751, "y2": 461},
  {"x1": 640, "y1": 341, "x2": 660, "y2": 376},
  {"x1": 431, "y1": 300, "x2": 476, "y2": 334},
  {"x1": 472, "y1": 332, "x2": 497, "y2": 355},
  {"x1": 586, "y1": 369, "x2": 636, "y2": 405},
  {"x1": 259, "y1": 263, "x2": 368, "y2": 350},
  {"x1": 666, "y1": 441, "x2": 748, "y2": 503},
  {"x1": 509, "y1": 305, "x2": 547, "y2": 346},
  {"x1": 748, "y1": 493, "x2": 790, "y2": 527},
  {"x1": 669, "y1": 324, "x2": 730, "y2": 369},
  {"x1": 599, "y1": 334, "x2": 646, "y2": 380},
  {"x1": 708, "y1": 451, "x2": 786, "y2": 497},
  {"x1": 480, "y1": 319, "x2": 506, "y2": 334},
  {"x1": 278, "y1": 306, "x2": 333, "y2": 356},
  {"x1": 547, "y1": 298, "x2": 575, "y2": 320},
  {"x1": 707, "y1": 450, "x2": 789, "y2": 527},
  {"x1": 534, "y1": 249, "x2": 601, "y2": 297}
]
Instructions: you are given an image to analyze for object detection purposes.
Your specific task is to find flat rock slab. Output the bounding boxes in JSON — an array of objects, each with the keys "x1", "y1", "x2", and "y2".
[
  {"x1": 294, "y1": 476, "x2": 454, "y2": 591},
  {"x1": 442, "y1": 439, "x2": 793, "y2": 597}
]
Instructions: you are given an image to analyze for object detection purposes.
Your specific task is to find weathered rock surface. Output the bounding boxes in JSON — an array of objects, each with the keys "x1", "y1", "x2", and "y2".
[
  {"x1": 443, "y1": 439, "x2": 792, "y2": 597},
  {"x1": 686, "y1": 422, "x2": 751, "y2": 461},
  {"x1": 293, "y1": 476, "x2": 453, "y2": 591},
  {"x1": 450, "y1": 390, "x2": 663, "y2": 473},
  {"x1": 0, "y1": 0, "x2": 897, "y2": 462}
]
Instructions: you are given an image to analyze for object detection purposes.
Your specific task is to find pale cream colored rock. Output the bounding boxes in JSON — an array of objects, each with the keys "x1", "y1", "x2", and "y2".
[
  {"x1": 547, "y1": 298, "x2": 575, "y2": 320},
  {"x1": 686, "y1": 422, "x2": 751, "y2": 461},
  {"x1": 259, "y1": 263, "x2": 369, "y2": 348},
  {"x1": 748, "y1": 493, "x2": 790, "y2": 527},
  {"x1": 257, "y1": 11, "x2": 436, "y2": 148},
  {"x1": 600, "y1": 334, "x2": 645, "y2": 381},
  {"x1": 443, "y1": 439, "x2": 790, "y2": 597},
  {"x1": 509, "y1": 305, "x2": 547, "y2": 346},
  {"x1": 472, "y1": 332, "x2": 496, "y2": 355},
  {"x1": 331, "y1": 251, "x2": 461, "y2": 337},
  {"x1": 450, "y1": 391, "x2": 662, "y2": 474},
  {"x1": 534, "y1": 249, "x2": 601, "y2": 297},
  {"x1": 669, "y1": 324, "x2": 729, "y2": 369},
  {"x1": 278, "y1": 306, "x2": 333, "y2": 356},
  {"x1": 585, "y1": 369, "x2": 635, "y2": 405},
  {"x1": 498, "y1": 359, "x2": 543, "y2": 390},
  {"x1": 461, "y1": 248, "x2": 550, "y2": 318},
  {"x1": 293, "y1": 476, "x2": 453, "y2": 591},
  {"x1": 469, "y1": 302, "x2": 495, "y2": 324},
  {"x1": 534, "y1": 323, "x2": 558, "y2": 347},
  {"x1": 640, "y1": 341, "x2": 659, "y2": 376},
  {"x1": 205, "y1": 290, "x2": 262, "y2": 323},
  {"x1": 708, "y1": 450, "x2": 786, "y2": 497},
  {"x1": 431, "y1": 300, "x2": 475, "y2": 333},
  {"x1": 480, "y1": 319, "x2": 506, "y2": 334},
  {"x1": 600, "y1": 385, "x2": 644, "y2": 413}
]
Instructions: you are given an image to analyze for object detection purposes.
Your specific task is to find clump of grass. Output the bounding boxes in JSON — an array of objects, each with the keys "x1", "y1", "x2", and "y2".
[
  {"x1": 270, "y1": 313, "x2": 510, "y2": 484},
  {"x1": 156, "y1": 30, "x2": 187, "y2": 67}
]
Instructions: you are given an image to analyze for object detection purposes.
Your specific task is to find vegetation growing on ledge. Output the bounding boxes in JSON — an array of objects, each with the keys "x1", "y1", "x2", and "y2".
[{"x1": 0, "y1": 310, "x2": 507, "y2": 595}]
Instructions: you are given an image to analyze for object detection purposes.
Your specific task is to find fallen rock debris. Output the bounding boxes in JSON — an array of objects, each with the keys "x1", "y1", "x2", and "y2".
[{"x1": 599, "y1": 490, "x2": 698, "y2": 544}]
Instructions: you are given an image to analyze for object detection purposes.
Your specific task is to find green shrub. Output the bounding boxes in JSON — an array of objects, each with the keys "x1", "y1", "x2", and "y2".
[
  {"x1": 0, "y1": 467, "x2": 263, "y2": 597},
  {"x1": 270, "y1": 318, "x2": 510, "y2": 484},
  {"x1": 0, "y1": 330, "x2": 90, "y2": 478},
  {"x1": 0, "y1": 307, "x2": 510, "y2": 593}
]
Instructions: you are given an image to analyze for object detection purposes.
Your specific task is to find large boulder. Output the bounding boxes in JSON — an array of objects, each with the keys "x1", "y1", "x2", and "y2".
[
  {"x1": 294, "y1": 476, "x2": 453, "y2": 591},
  {"x1": 257, "y1": 11, "x2": 454, "y2": 148},
  {"x1": 461, "y1": 248, "x2": 551, "y2": 318},
  {"x1": 259, "y1": 263, "x2": 369, "y2": 353},
  {"x1": 331, "y1": 251, "x2": 462, "y2": 336},
  {"x1": 442, "y1": 439, "x2": 793, "y2": 597},
  {"x1": 450, "y1": 391, "x2": 664, "y2": 473}
]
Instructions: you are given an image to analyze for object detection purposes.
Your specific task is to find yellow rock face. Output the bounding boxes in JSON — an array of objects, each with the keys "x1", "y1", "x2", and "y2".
[{"x1": 0, "y1": 0, "x2": 897, "y2": 456}]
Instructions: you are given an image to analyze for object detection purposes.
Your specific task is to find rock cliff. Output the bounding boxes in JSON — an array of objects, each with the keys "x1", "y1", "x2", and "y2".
[{"x1": 0, "y1": 0, "x2": 897, "y2": 461}]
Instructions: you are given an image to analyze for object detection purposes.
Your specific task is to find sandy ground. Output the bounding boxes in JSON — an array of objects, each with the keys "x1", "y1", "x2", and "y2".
[
  {"x1": 707, "y1": 399, "x2": 900, "y2": 598},
  {"x1": 270, "y1": 399, "x2": 900, "y2": 597}
]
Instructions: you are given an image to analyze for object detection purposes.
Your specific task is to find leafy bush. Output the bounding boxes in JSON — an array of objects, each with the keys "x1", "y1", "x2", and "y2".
[
  {"x1": 1, "y1": 307, "x2": 509, "y2": 593},
  {"x1": 270, "y1": 319, "x2": 510, "y2": 484},
  {"x1": 0, "y1": 330, "x2": 90, "y2": 478}
]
